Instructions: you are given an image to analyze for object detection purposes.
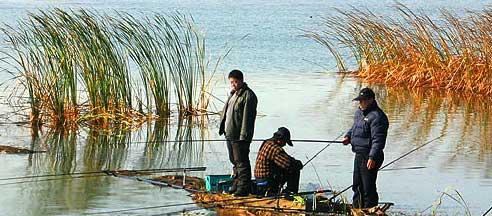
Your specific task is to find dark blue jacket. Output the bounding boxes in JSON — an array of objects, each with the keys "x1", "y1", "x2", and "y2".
[{"x1": 346, "y1": 102, "x2": 389, "y2": 160}]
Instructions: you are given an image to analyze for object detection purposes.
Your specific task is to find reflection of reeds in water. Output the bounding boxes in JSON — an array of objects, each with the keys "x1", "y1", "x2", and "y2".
[
  {"x1": 83, "y1": 128, "x2": 130, "y2": 171},
  {"x1": 45, "y1": 128, "x2": 77, "y2": 173},
  {"x1": 169, "y1": 117, "x2": 206, "y2": 167},
  {"x1": 21, "y1": 118, "x2": 207, "y2": 214},
  {"x1": 307, "y1": 4, "x2": 492, "y2": 96},
  {"x1": 1, "y1": 9, "x2": 216, "y2": 128},
  {"x1": 29, "y1": 127, "x2": 77, "y2": 174},
  {"x1": 375, "y1": 86, "x2": 492, "y2": 154},
  {"x1": 140, "y1": 117, "x2": 206, "y2": 169},
  {"x1": 141, "y1": 120, "x2": 170, "y2": 168}
]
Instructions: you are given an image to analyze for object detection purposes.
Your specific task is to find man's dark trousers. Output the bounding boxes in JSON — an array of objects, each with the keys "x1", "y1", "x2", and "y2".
[
  {"x1": 273, "y1": 169, "x2": 300, "y2": 193},
  {"x1": 352, "y1": 153, "x2": 383, "y2": 208},
  {"x1": 256, "y1": 169, "x2": 300, "y2": 196},
  {"x1": 227, "y1": 140, "x2": 251, "y2": 192}
]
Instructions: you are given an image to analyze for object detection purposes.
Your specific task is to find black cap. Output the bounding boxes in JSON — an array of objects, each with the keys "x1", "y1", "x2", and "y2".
[
  {"x1": 273, "y1": 127, "x2": 293, "y2": 146},
  {"x1": 353, "y1": 87, "x2": 375, "y2": 101}
]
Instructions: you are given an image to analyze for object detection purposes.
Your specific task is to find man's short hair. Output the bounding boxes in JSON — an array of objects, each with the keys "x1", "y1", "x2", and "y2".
[{"x1": 228, "y1": 69, "x2": 244, "y2": 81}]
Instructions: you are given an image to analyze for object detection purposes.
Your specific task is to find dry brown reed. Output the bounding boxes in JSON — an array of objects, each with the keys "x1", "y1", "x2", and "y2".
[{"x1": 307, "y1": 4, "x2": 492, "y2": 96}]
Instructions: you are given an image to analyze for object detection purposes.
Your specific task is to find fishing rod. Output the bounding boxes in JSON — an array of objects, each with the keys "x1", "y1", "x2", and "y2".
[
  {"x1": 379, "y1": 166, "x2": 426, "y2": 172},
  {"x1": 108, "y1": 172, "x2": 202, "y2": 193},
  {"x1": 151, "y1": 207, "x2": 203, "y2": 216},
  {"x1": 328, "y1": 135, "x2": 445, "y2": 202},
  {"x1": 86, "y1": 189, "x2": 333, "y2": 215},
  {"x1": 172, "y1": 133, "x2": 345, "y2": 210},
  {"x1": 306, "y1": 154, "x2": 325, "y2": 190},
  {"x1": 303, "y1": 133, "x2": 345, "y2": 166},
  {"x1": 0, "y1": 167, "x2": 206, "y2": 182},
  {"x1": 483, "y1": 205, "x2": 492, "y2": 216},
  {"x1": 153, "y1": 202, "x2": 327, "y2": 216},
  {"x1": 130, "y1": 139, "x2": 343, "y2": 144},
  {"x1": 301, "y1": 133, "x2": 344, "y2": 200},
  {"x1": 153, "y1": 200, "x2": 392, "y2": 216},
  {"x1": 0, "y1": 174, "x2": 108, "y2": 186},
  {"x1": 85, "y1": 201, "x2": 198, "y2": 215}
]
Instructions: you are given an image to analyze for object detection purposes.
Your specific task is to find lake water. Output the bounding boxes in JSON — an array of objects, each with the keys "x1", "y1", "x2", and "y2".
[{"x1": 0, "y1": 1, "x2": 491, "y2": 215}]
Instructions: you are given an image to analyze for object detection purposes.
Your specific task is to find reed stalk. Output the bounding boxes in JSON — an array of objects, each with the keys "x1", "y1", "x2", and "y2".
[
  {"x1": 0, "y1": 9, "x2": 217, "y2": 128},
  {"x1": 307, "y1": 4, "x2": 492, "y2": 95}
]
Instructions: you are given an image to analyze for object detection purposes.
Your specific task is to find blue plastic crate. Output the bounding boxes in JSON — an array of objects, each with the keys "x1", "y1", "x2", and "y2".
[{"x1": 205, "y1": 175, "x2": 233, "y2": 192}]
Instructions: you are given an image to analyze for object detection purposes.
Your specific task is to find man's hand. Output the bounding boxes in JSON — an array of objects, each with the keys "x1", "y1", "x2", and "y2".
[
  {"x1": 294, "y1": 160, "x2": 303, "y2": 170},
  {"x1": 342, "y1": 136, "x2": 351, "y2": 145},
  {"x1": 367, "y1": 159, "x2": 377, "y2": 170}
]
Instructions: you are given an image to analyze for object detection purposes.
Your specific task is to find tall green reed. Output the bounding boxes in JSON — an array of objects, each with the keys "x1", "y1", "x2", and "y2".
[{"x1": 0, "y1": 9, "x2": 217, "y2": 128}]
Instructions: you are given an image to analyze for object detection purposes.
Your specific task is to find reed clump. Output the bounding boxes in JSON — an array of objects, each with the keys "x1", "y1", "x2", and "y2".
[
  {"x1": 307, "y1": 4, "x2": 492, "y2": 96},
  {"x1": 0, "y1": 9, "x2": 216, "y2": 129}
]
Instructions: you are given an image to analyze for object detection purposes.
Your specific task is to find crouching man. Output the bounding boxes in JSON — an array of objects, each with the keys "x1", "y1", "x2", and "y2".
[{"x1": 254, "y1": 127, "x2": 303, "y2": 196}]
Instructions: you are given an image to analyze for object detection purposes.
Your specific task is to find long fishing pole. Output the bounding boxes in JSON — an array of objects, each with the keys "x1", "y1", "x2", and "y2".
[
  {"x1": 153, "y1": 200, "x2": 340, "y2": 216},
  {"x1": 379, "y1": 166, "x2": 426, "y2": 172},
  {"x1": 304, "y1": 133, "x2": 344, "y2": 192},
  {"x1": 85, "y1": 201, "x2": 198, "y2": 215},
  {"x1": 0, "y1": 174, "x2": 108, "y2": 186},
  {"x1": 109, "y1": 173, "x2": 202, "y2": 193},
  {"x1": 306, "y1": 154, "x2": 325, "y2": 190},
  {"x1": 483, "y1": 205, "x2": 492, "y2": 216},
  {"x1": 328, "y1": 135, "x2": 444, "y2": 202},
  {"x1": 0, "y1": 167, "x2": 206, "y2": 181},
  {"x1": 303, "y1": 133, "x2": 345, "y2": 166},
  {"x1": 176, "y1": 133, "x2": 345, "y2": 210},
  {"x1": 86, "y1": 189, "x2": 333, "y2": 215},
  {"x1": 130, "y1": 139, "x2": 343, "y2": 144}
]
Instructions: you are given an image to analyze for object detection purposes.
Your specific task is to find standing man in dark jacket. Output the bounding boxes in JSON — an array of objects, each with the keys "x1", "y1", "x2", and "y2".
[
  {"x1": 219, "y1": 69, "x2": 258, "y2": 197},
  {"x1": 342, "y1": 87, "x2": 389, "y2": 209}
]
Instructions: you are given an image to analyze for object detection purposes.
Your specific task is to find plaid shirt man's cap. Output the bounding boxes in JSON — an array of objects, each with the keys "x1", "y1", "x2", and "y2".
[{"x1": 273, "y1": 127, "x2": 293, "y2": 146}]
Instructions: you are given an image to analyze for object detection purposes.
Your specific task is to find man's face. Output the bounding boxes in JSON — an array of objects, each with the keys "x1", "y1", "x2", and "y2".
[
  {"x1": 229, "y1": 77, "x2": 243, "y2": 92},
  {"x1": 358, "y1": 98, "x2": 374, "y2": 110},
  {"x1": 275, "y1": 139, "x2": 287, "y2": 147}
]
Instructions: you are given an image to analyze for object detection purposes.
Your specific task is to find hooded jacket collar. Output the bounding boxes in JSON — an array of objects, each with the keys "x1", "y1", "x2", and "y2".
[
  {"x1": 361, "y1": 100, "x2": 379, "y2": 116},
  {"x1": 231, "y1": 83, "x2": 249, "y2": 97}
]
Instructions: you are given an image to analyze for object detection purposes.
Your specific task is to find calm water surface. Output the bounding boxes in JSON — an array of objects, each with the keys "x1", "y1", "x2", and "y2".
[{"x1": 0, "y1": 1, "x2": 491, "y2": 215}]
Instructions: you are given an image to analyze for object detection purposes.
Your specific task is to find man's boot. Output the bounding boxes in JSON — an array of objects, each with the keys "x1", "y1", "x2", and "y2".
[
  {"x1": 233, "y1": 181, "x2": 251, "y2": 197},
  {"x1": 233, "y1": 187, "x2": 250, "y2": 197},
  {"x1": 227, "y1": 178, "x2": 238, "y2": 194}
]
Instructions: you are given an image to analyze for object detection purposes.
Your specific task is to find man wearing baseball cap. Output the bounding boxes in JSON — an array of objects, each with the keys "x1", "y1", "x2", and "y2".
[
  {"x1": 254, "y1": 127, "x2": 303, "y2": 197},
  {"x1": 342, "y1": 87, "x2": 389, "y2": 209}
]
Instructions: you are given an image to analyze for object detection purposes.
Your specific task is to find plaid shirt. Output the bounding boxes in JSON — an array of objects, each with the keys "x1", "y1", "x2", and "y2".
[{"x1": 254, "y1": 139, "x2": 296, "y2": 179}]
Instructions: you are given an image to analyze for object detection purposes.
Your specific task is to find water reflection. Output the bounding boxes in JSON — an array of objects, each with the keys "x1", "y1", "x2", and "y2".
[
  {"x1": 35, "y1": 117, "x2": 207, "y2": 172},
  {"x1": 366, "y1": 84, "x2": 492, "y2": 182},
  {"x1": 142, "y1": 116, "x2": 206, "y2": 168},
  {"x1": 83, "y1": 127, "x2": 131, "y2": 171},
  {"x1": 12, "y1": 117, "x2": 208, "y2": 215},
  {"x1": 28, "y1": 127, "x2": 78, "y2": 174},
  {"x1": 379, "y1": 86, "x2": 492, "y2": 152},
  {"x1": 4, "y1": 75, "x2": 492, "y2": 215}
]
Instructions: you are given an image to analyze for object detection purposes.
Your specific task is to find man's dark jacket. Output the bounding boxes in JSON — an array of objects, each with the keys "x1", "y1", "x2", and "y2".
[
  {"x1": 219, "y1": 83, "x2": 257, "y2": 142},
  {"x1": 346, "y1": 102, "x2": 389, "y2": 159}
]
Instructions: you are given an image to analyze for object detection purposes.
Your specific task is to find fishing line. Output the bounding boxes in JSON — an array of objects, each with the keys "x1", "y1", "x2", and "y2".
[
  {"x1": 0, "y1": 174, "x2": 108, "y2": 186},
  {"x1": 128, "y1": 139, "x2": 343, "y2": 145},
  {"x1": 0, "y1": 167, "x2": 206, "y2": 182},
  {"x1": 303, "y1": 133, "x2": 345, "y2": 166},
  {"x1": 86, "y1": 189, "x2": 333, "y2": 215},
  {"x1": 328, "y1": 135, "x2": 445, "y2": 202},
  {"x1": 483, "y1": 205, "x2": 492, "y2": 216}
]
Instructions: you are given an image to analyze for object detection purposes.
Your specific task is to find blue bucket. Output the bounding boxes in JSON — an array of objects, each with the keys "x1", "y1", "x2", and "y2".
[{"x1": 205, "y1": 175, "x2": 233, "y2": 192}]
